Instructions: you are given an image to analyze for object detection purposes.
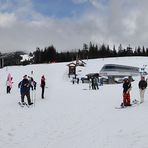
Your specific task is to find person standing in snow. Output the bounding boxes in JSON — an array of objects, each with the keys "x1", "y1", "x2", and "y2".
[
  {"x1": 94, "y1": 77, "x2": 99, "y2": 89},
  {"x1": 31, "y1": 70, "x2": 33, "y2": 75},
  {"x1": 28, "y1": 76, "x2": 37, "y2": 91},
  {"x1": 18, "y1": 75, "x2": 33, "y2": 105},
  {"x1": 138, "y1": 76, "x2": 147, "y2": 103},
  {"x1": 122, "y1": 78, "x2": 132, "y2": 107},
  {"x1": 6, "y1": 73, "x2": 13, "y2": 93},
  {"x1": 33, "y1": 80, "x2": 37, "y2": 90},
  {"x1": 91, "y1": 77, "x2": 95, "y2": 89},
  {"x1": 40, "y1": 75, "x2": 46, "y2": 99},
  {"x1": 100, "y1": 78, "x2": 103, "y2": 86}
]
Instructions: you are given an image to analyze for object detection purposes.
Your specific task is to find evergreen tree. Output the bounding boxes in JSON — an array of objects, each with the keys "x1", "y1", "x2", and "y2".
[{"x1": 113, "y1": 45, "x2": 117, "y2": 57}]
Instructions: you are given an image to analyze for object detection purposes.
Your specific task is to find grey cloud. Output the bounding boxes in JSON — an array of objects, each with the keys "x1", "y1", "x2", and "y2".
[{"x1": 1, "y1": 0, "x2": 148, "y2": 53}]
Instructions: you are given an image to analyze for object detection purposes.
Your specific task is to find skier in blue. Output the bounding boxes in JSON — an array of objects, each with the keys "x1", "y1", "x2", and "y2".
[{"x1": 18, "y1": 75, "x2": 33, "y2": 105}]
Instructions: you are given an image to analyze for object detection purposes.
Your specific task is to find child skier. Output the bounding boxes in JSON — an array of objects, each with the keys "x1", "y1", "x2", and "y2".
[{"x1": 6, "y1": 73, "x2": 13, "y2": 93}]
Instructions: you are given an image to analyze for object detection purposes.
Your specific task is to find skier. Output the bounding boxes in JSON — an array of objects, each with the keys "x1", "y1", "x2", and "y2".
[
  {"x1": 28, "y1": 76, "x2": 33, "y2": 91},
  {"x1": 122, "y1": 78, "x2": 132, "y2": 107},
  {"x1": 100, "y1": 78, "x2": 103, "y2": 86},
  {"x1": 138, "y1": 76, "x2": 147, "y2": 103},
  {"x1": 31, "y1": 70, "x2": 33, "y2": 75},
  {"x1": 40, "y1": 75, "x2": 46, "y2": 99},
  {"x1": 33, "y1": 81, "x2": 37, "y2": 90},
  {"x1": 77, "y1": 78, "x2": 79, "y2": 84},
  {"x1": 91, "y1": 77, "x2": 95, "y2": 89},
  {"x1": 18, "y1": 75, "x2": 33, "y2": 105},
  {"x1": 6, "y1": 73, "x2": 13, "y2": 93},
  {"x1": 28, "y1": 76, "x2": 37, "y2": 91},
  {"x1": 94, "y1": 77, "x2": 99, "y2": 89}
]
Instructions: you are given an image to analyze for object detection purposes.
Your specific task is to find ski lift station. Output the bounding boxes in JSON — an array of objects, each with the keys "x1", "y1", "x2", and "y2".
[{"x1": 99, "y1": 64, "x2": 140, "y2": 83}]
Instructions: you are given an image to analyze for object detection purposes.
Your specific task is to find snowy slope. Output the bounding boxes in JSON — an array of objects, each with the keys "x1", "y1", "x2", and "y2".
[
  {"x1": 20, "y1": 54, "x2": 33, "y2": 62},
  {"x1": 0, "y1": 57, "x2": 148, "y2": 148}
]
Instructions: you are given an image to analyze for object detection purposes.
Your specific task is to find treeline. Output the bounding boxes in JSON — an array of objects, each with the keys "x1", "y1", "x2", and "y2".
[
  {"x1": 0, "y1": 51, "x2": 25, "y2": 67},
  {"x1": 1, "y1": 42, "x2": 148, "y2": 67},
  {"x1": 33, "y1": 46, "x2": 56, "y2": 64},
  {"x1": 32, "y1": 42, "x2": 148, "y2": 64}
]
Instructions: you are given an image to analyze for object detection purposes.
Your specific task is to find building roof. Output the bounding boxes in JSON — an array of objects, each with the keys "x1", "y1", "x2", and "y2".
[
  {"x1": 99, "y1": 64, "x2": 140, "y2": 76},
  {"x1": 67, "y1": 62, "x2": 76, "y2": 67}
]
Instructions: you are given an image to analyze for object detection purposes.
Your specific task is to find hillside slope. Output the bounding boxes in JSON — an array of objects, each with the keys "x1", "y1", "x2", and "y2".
[{"x1": 0, "y1": 57, "x2": 148, "y2": 148}]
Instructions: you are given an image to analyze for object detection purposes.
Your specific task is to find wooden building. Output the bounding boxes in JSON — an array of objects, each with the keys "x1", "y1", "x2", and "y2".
[{"x1": 67, "y1": 63, "x2": 77, "y2": 77}]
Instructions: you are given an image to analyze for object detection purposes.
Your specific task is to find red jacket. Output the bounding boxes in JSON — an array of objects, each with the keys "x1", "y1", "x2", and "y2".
[{"x1": 40, "y1": 76, "x2": 45, "y2": 87}]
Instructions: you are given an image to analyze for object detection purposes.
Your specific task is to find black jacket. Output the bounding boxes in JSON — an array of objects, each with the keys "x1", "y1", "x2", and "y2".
[
  {"x1": 123, "y1": 81, "x2": 131, "y2": 93},
  {"x1": 139, "y1": 80, "x2": 147, "y2": 90}
]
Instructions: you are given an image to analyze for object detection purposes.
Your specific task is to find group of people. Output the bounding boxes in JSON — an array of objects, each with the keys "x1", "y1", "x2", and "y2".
[
  {"x1": 6, "y1": 73, "x2": 46, "y2": 106},
  {"x1": 90, "y1": 77, "x2": 99, "y2": 90},
  {"x1": 6, "y1": 72, "x2": 148, "y2": 107},
  {"x1": 122, "y1": 76, "x2": 147, "y2": 107}
]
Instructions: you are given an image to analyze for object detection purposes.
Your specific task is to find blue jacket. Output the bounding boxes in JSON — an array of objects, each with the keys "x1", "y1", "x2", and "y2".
[{"x1": 18, "y1": 78, "x2": 31, "y2": 94}]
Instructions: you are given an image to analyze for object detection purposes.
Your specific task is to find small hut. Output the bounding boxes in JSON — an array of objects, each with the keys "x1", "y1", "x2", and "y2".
[{"x1": 67, "y1": 62, "x2": 76, "y2": 77}]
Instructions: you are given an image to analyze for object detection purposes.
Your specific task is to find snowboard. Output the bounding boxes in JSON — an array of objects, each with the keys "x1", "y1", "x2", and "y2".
[{"x1": 115, "y1": 99, "x2": 140, "y2": 109}]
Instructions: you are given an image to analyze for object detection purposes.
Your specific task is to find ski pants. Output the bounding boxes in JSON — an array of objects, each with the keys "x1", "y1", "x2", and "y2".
[
  {"x1": 139, "y1": 89, "x2": 146, "y2": 103},
  {"x1": 7, "y1": 86, "x2": 11, "y2": 93},
  {"x1": 41, "y1": 86, "x2": 45, "y2": 98},
  {"x1": 123, "y1": 92, "x2": 131, "y2": 106},
  {"x1": 21, "y1": 92, "x2": 31, "y2": 104}
]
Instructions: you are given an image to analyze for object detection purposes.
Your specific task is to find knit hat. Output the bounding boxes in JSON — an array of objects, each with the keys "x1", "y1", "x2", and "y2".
[{"x1": 23, "y1": 75, "x2": 27, "y2": 78}]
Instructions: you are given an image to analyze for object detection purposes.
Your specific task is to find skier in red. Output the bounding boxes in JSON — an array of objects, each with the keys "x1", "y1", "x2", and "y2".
[{"x1": 122, "y1": 78, "x2": 132, "y2": 107}]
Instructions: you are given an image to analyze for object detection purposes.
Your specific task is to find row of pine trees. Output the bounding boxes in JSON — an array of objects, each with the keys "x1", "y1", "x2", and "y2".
[
  {"x1": 1, "y1": 42, "x2": 148, "y2": 66},
  {"x1": 32, "y1": 42, "x2": 148, "y2": 64}
]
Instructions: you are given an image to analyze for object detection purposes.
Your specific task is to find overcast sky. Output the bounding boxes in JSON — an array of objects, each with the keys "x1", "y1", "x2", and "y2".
[{"x1": 0, "y1": 0, "x2": 148, "y2": 53}]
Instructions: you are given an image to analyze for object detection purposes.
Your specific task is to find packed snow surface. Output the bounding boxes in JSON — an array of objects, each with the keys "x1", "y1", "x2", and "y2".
[{"x1": 0, "y1": 57, "x2": 148, "y2": 148}]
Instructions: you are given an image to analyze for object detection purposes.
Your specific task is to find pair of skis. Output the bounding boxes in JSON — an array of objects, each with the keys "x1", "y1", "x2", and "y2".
[
  {"x1": 18, "y1": 102, "x2": 33, "y2": 108},
  {"x1": 18, "y1": 90, "x2": 36, "y2": 108},
  {"x1": 115, "y1": 99, "x2": 140, "y2": 109}
]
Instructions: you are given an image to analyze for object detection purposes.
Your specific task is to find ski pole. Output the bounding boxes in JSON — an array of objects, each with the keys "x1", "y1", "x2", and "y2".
[{"x1": 34, "y1": 90, "x2": 36, "y2": 107}]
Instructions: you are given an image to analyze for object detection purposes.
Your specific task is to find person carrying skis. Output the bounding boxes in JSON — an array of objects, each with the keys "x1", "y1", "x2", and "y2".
[
  {"x1": 40, "y1": 75, "x2": 45, "y2": 99},
  {"x1": 138, "y1": 76, "x2": 147, "y2": 103},
  {"x1": 28, "y1": 76, "x2": 34, "y2": 91},
  {"x1": 18, "y1": 75, "x2": 33, "y2": 105},
  {"x1": 122, "y1": 78, "x2": 132, "y2": 107},
  {"x1": 28, "y1": 76, "x2": 37, "y2": 91}
]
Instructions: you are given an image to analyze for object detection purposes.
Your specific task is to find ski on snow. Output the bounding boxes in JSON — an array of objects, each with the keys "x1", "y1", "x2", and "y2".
[
  {"x1": 115, "y1": 99, "x2": 140, "y2": 109},
  {"x1": 18, "y1": 102, "x2": 31, "y2": 108}
]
